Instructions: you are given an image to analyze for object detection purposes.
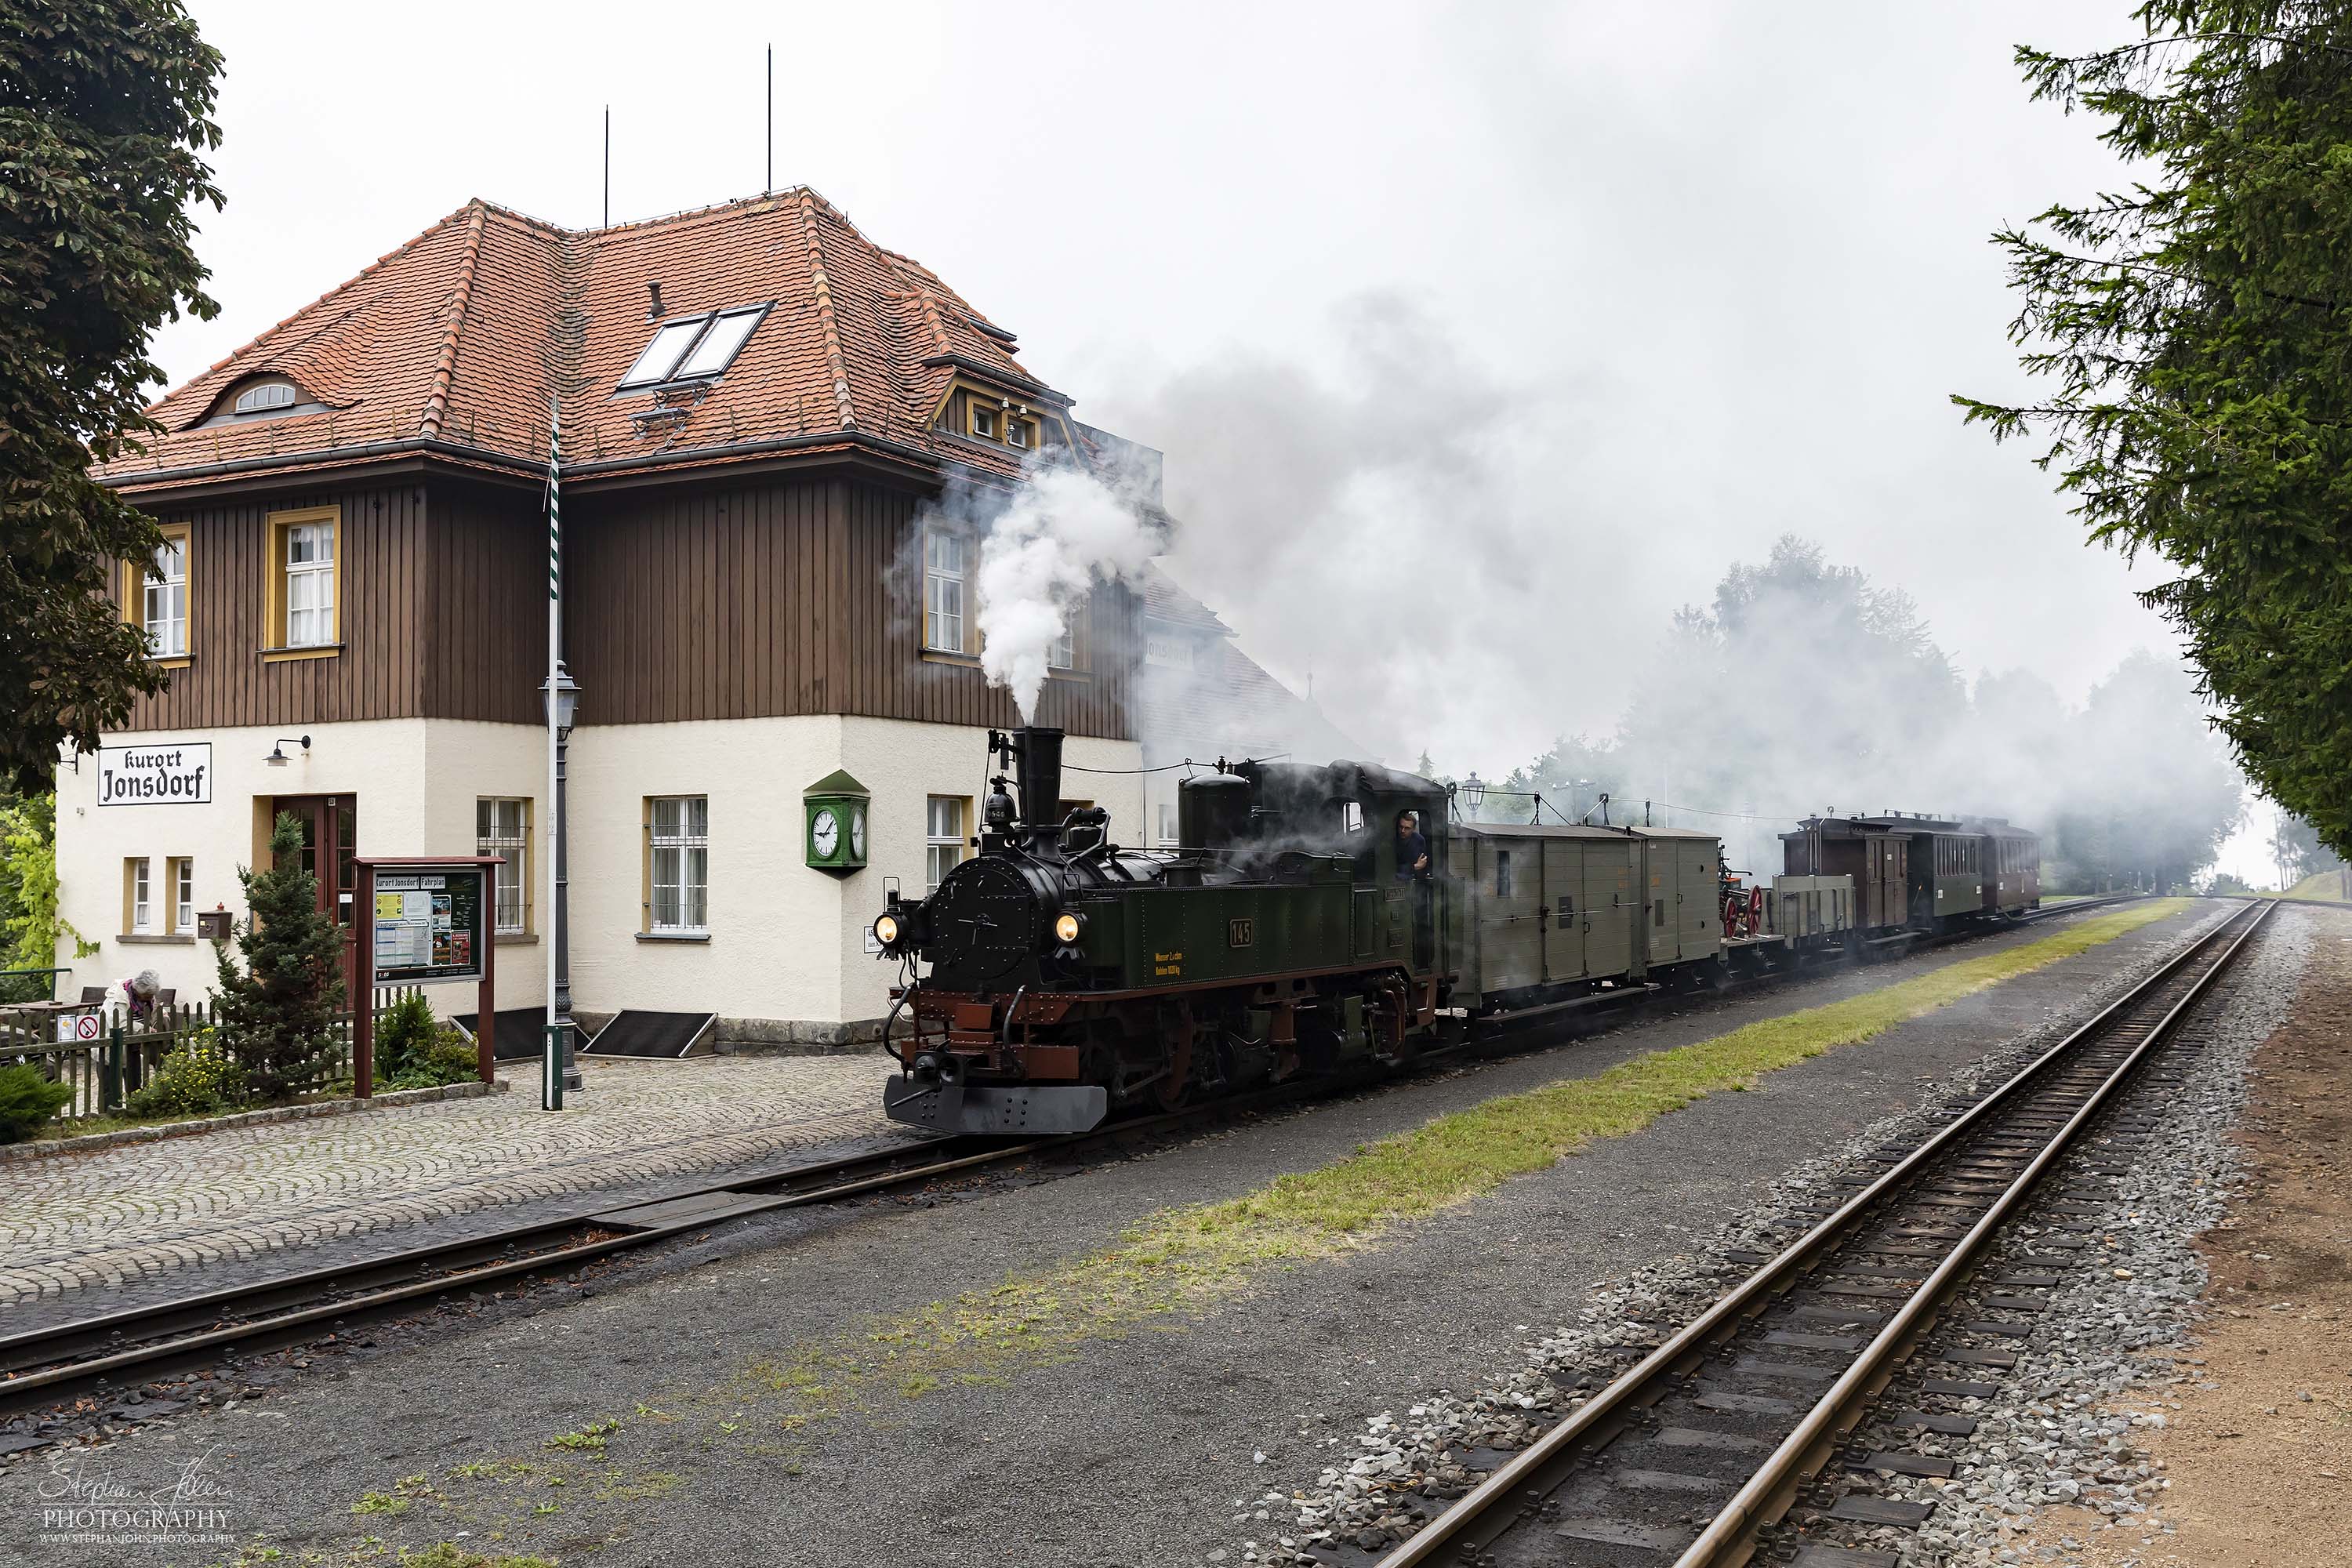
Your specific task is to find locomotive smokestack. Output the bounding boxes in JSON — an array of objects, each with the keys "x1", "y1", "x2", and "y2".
[{"x1": 1013, "y1": 725, "x2": 1065, "y2": 832}]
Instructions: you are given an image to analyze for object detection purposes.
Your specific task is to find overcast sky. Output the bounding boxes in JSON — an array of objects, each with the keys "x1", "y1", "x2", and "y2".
[{"x1": 151, "y1": 2, "x2": 2278, "y2": 877}]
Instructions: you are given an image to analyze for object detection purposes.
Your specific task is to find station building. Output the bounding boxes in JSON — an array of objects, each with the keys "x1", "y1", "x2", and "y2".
[{"x1": 57, "y1": 189, "x2": 1171, "y2": 1047}]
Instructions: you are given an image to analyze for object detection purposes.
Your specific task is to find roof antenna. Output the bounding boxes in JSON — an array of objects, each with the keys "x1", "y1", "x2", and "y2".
[
  {"x1": 764, "y1": 46, "x2": 773, "y2": 194},
  {"x1": 602, "y1": 105, "x2": 611, "y2": 227}
]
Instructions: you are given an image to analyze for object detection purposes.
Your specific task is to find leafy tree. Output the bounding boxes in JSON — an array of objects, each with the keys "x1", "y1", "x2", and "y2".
[
  {"x1": 0, "y1": 2, "x2": 223, "y2": 793},
  {"x1": 1503, "y1": 734, "x2": 1625, "y2": 825},
  {"x1": 1613, "y1": 536, "x2": 1965, "y2": 825},
  {"x1": 1959, "y1": 2, "x2": 2352, "y2": 858},
  {"x1": 2207, "y1": 869, "x2": 2254, "y2": 895},
  {"x1": 209, "y1": 812, "x2": 344, "y2": 1101},
  {"x1": 2268, "y1": 808, "x2": 2343, "y2": 883},
  {"x1": 2046, "y1": 649, "x2": 2245, "y2": 891},
  {"x1": 0, "y1": 789, "x2": 93, "y2": 1001},
  {"x1": 1501, "y1": 540, "x2": 2245, "y2": 887}
]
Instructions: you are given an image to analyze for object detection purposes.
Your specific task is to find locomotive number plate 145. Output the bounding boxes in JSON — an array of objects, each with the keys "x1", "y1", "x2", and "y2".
[{"x1": 1229, "y1": 917, "x2": 1255, "y2": 949}]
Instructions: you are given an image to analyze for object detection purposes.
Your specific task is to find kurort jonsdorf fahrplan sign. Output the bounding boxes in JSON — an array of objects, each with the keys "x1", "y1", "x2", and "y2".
[{"x1": 96, "y1": 742, "x2": 212, "y2": 806}]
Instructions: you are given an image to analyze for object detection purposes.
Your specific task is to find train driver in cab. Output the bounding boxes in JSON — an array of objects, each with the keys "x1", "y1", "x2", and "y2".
[{"x1": 1396, "y1": 811, "x2": 1431, "y2": 880}]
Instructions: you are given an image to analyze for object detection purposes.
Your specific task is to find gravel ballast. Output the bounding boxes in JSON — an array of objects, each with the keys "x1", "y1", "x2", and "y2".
[
  {"x1": 0, "y1": 900, "x2": 2262, "y2": 1568},
  {"x1": 1254, "y1": 903, "x2": 2306, "y2": 1566}
]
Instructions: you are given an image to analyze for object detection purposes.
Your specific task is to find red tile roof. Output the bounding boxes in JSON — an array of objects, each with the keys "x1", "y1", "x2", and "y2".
[{"x1": 101, "y1": 189, "x2": 1065, "y2": 491}]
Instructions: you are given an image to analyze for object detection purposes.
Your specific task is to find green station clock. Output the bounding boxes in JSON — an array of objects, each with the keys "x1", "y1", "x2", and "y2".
[{"x1": 803, "y1": 769, "x2": 870, "y2": 874}]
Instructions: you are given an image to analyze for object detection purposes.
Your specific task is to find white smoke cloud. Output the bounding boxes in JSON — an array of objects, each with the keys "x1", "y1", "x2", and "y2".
[{"x1": 927, "y1": 455, "x2": 1163, "y2": 721}]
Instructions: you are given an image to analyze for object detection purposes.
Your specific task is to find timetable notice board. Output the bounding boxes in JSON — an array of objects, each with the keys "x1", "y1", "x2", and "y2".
[{"x1": 372, "y1": 869, "x2": 485, "y2": 983}]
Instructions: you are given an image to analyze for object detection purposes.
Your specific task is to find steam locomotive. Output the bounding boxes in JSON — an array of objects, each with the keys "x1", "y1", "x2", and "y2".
[{"x1": 869, "y1": 725, "x2": 2039, "y2": 1136}]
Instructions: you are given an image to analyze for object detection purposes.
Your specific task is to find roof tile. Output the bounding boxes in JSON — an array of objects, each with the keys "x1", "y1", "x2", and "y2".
[{"x1": 104, "y1": 187, "x2": 1062, "y2": 487}]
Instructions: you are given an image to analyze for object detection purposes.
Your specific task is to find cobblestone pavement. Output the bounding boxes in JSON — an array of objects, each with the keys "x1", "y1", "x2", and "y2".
[{"x1": 0, "y1": 1054, "x2": 904, "y2": 1315}]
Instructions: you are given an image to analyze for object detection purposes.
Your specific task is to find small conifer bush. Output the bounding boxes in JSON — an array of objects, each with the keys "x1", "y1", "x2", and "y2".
[
  {"x1": 209, "y1": 812, "x2": 346, "y2": 1102},
  {"x1": 0, "y1": 1062, "x2": 71, "y2": 1142}
]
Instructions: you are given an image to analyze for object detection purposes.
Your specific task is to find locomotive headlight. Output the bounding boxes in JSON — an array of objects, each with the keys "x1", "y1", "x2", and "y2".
[
  {"x1": 874, "y1": 913, "x2": 901, "y2": 947},
  {"x1": 1053, "y1": 911, "x2": 1084, "y2": 945}
]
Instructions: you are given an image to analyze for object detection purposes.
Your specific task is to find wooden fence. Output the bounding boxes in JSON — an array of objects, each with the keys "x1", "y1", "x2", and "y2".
[{"x1": 0, "y1": 988, "x2": 423, "y2": 1123}]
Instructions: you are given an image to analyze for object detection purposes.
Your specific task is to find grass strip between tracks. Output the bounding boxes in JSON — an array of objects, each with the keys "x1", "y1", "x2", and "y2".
[
  {"x1": 337, "y1": 901, "x2": 2194, "y2": 1548},
  {"x1": 737, "y1": 898, "x2": 2191, "y2": 1427}
]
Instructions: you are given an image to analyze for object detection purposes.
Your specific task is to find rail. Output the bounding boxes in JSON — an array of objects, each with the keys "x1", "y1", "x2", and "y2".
[{"x1": 1378, "y1": 897, "x2": 2272, "y2": 1568}]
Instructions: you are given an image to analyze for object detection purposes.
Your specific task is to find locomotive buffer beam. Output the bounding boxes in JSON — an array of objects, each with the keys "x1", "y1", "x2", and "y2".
[{"x1": 884, "y1": 1075, "x2": 1109, "y2": 1137}]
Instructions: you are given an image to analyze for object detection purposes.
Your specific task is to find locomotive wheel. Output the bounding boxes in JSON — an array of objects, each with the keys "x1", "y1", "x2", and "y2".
[
  {"x1": 1154, "y1": 1030, "x2": 1192, "y2": 1111},
  {"x1": 1153, "y1": 1001, "x2": 1197, "y2": 1110}
]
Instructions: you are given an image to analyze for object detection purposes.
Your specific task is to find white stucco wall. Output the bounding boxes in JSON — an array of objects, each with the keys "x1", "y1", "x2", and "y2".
[
  {"x1": 54, "y1": 720, "x2": 549, "y2": 1015},
  {"x1": 56, "y1": 716, "x2": 1141, "y2": 1030},
  {"x1": 563, "y1": 715, "x2": 1139, "y2": 1027}
]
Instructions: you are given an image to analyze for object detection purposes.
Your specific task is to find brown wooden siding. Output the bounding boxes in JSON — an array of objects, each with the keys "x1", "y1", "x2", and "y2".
[
  {"x1": 424, "y1": 483, "x2": 546, "y2": 725},
  {"x1": 118, "y1": 483, "x2": 433, "y2": 731},
  {"x1": 566, "y1": 474, "x2": 1135, "y2": 737}
]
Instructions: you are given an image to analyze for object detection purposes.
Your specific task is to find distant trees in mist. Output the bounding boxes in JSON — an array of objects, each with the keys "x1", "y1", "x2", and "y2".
[{"x1": 1468, "y1": 536, "x2": 2243, "y2": 891}]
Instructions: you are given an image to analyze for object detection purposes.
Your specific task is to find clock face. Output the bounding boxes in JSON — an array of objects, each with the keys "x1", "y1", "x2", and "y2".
[
  {"x1": 851, "y1": 808, "x2": 866, "y2": 859},
  {"x1": 811, "y1": 807, "x2": 840, "y2": 858}
]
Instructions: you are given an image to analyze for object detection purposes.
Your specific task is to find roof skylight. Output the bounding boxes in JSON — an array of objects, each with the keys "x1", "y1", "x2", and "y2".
[{"x1": 616, "y1": 303, "x2": 771, "y2": 390}]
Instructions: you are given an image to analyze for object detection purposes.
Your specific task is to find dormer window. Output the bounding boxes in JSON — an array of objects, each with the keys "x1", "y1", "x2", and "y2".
[
  {"x1": 198, "y1": 374, "x2": 317, "y2": 427},
  {"x1": 940, "y1": 383, "x2": 1059, "y2": 451},
  {"x1": 235, "y1": 381, "x2": 296, "y2": 415},
  {"x1": 616, "y1": 303, "x2": 770, "y2": 391}
]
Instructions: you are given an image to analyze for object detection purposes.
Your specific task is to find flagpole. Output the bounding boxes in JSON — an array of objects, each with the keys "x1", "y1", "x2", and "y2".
[
  {"x1": 541, "y1": 395, "x2": 582, "y2": 1107},
  {"x1": 546, "y1": 397, "x2": 561, "y2": 1109}
]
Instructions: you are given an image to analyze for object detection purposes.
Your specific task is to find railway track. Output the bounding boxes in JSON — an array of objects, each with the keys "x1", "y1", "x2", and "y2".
[
  {"x1": 0, "y1": 894, "x2": 2156, "y2": 1431},
  {"x1": 0, "y1": 1078, "x2": 1357, "y2": 1423},
  {"x1": 1372, "y1": 896, "x2": 2273, "y2": 1568}
]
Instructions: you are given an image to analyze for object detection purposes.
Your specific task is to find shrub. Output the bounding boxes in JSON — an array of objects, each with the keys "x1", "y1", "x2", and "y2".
[
  {"x1": 374, "y1": 993, "x2": 440, "y2": 1081},
  {"x1": 373, "y1": 994, "x2": 478, "y2": 1090},
  {"x1": 0, "y1": 1062, "x2": 71, "y2": 1142},
  {"x1": 124, "y1": 1030, "x2": 250, "y2": 1120},
  {"x1": 387, "y1": 1028, "x2": 480, "y2": 1091}
]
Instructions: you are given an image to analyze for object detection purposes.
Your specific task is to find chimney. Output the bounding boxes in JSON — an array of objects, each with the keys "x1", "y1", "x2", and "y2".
[
  {"x1": 1012, "y1": 726, "x2": 1065, "y2": 833},
  {"x1": 646, "y1": 281, "x2": 665, "y2": 321}
]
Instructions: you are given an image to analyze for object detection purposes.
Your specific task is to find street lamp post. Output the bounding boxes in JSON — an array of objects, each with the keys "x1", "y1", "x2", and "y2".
[{"x1": 541, "y1": 662, "x2": 584, "y2": 1095}]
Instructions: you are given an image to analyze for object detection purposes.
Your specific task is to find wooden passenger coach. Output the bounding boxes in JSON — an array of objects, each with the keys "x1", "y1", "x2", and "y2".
[{"x1": 1782, "y1": 813, "x2": 2042, "y2": 936}]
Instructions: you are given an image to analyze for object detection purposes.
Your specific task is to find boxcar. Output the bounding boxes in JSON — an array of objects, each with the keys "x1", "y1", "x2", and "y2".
[{"x1": 1447, "y1": 822, "x2": 1719, "y2": 1004}]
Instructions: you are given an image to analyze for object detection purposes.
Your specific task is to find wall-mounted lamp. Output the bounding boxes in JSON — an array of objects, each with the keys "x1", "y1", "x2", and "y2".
[{"x1": 265, "y1": 735, "x2": 312, "y2": 768}]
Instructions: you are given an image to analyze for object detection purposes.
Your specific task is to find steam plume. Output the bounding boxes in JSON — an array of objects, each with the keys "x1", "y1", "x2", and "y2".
[{"x1": 913, "y1": 453, "x2": 1163, "y2": 722}]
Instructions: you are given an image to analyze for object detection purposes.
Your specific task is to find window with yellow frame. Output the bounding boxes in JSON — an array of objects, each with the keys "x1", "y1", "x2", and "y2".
[
  {"x1": 951, "y1": 386, "x2": 1047, "y2": 452},
  {"x1": 120, "y1": 524, "x2": 191, "y2": 664},
  {"x1": 262, "y1": 505, "x2": 343, "y2": 658}
]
